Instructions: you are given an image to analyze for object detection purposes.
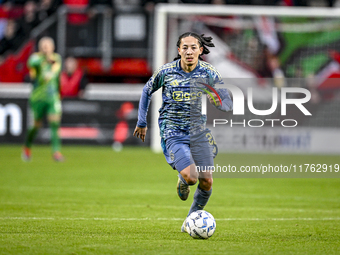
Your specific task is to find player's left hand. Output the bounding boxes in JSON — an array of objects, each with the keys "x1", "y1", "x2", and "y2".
[
  {"x1": 133, "y1": 126, "x2": 147, "y2": 142},
  {"x1": 207, "y1": 93, "x2": 221, "y2": 107}
]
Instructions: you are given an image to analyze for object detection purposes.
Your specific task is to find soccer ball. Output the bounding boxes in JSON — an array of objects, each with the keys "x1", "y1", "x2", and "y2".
[{"x1": 186, "y1": 210, "x2": 216, "y2": 239}]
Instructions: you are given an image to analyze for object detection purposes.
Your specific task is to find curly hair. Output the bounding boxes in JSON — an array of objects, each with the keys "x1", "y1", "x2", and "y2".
[{"x1": 173, "y1": 32, "x2": 215, "y2": 61}]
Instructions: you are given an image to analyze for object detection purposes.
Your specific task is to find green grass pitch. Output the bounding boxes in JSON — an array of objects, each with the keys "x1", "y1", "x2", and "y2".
[{"x1": 0, "y1": 145, "x2": 339, "y2": 254}]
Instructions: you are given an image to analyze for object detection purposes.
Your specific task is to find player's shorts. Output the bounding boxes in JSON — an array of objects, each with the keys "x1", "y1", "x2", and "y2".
[
  {"x1": 29, "y1": 99, "x2": 62, "y2": 120},
  {"x1": 161, "y1": 128, "x2": 218, "y2": 173}
]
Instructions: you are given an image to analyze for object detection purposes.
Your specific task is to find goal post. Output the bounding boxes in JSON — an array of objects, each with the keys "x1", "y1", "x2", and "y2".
[{"x1": 151, "y1": 4, "x2": 340, "y2": 153}]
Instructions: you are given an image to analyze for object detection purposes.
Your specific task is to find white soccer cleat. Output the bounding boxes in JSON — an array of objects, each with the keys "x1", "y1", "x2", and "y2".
[{"x1": 181, "y1": 218, "x2": 188, "y2": 233}]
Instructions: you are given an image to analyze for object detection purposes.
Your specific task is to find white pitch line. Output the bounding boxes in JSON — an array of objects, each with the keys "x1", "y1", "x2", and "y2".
[
  {"x1": 0, "y1": 217, "x2": 340, "y2": 221},
  {"x1": 2, "y1": 202, "x2": 339, "y2": 213},
  {"x1": 217, "y1": 217, "x2": 340, "y2": 221}
]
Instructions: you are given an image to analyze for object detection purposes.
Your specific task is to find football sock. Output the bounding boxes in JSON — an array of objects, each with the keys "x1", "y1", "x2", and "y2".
[
  {"x1": 178, "y1": 173, "x2": 189, "y2": 186},
  {"x1": 25, "y1": 126, "x2": 39, "y2": 148},
  {"x1": 188, "y1": 185, "x2": 212, "y2": 216},
  {"x1": 50, "y1": 121, "x2": 61, "y2": 153}
]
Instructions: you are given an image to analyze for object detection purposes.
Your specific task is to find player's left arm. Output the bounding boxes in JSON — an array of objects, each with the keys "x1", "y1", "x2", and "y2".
[
  {"x1": 53, "y1": 54, "x2": 62, "y2": 94},
  {"x1": 207, "y1": 67, "x2": 233, "y2": 112},
  {"x1": 208, "y1": 88, "x2": 233, "y2": 112},
  {"x1": 51, "y1": 54, "x2": 62, "y2": 78}
]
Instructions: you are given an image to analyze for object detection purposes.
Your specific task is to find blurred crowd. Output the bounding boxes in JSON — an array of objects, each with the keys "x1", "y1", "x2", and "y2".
[
  {"x1": 0, "y1": 0, "x2": 61, "y2": 63},
  {"x1": 0, "y1": 0, "x2": 339, "y2": 84},
  {"x1": 0, "y1": 0, "x2": 338, "y2": 61},
  {"x1": 141, "y1": 0, "x2": 333, "y2": 8}
]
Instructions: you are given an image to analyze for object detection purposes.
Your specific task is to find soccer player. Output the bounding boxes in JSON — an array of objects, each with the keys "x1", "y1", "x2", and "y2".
[
  {"x1": 22, "y1": 37, "x2": 64, "y2": 162},
  {"x1": 133, "y1": 32, "x2": 233, "y2": 232}
]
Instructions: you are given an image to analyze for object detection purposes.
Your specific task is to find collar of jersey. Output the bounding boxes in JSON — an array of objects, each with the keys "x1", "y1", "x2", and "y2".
[{"x1": 176, "y1": 59, "x2": 201, "y2": 76}]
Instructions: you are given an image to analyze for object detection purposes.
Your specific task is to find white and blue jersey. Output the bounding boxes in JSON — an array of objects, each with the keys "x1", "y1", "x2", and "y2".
[
  {"x1": 137, "y1": 59, "x2": 233, "y2": 172},
  {"x1": 137, "y1": 59, "x2": 232, "y2": 140}
]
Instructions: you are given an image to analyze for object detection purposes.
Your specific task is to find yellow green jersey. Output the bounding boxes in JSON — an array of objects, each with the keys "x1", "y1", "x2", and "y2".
[{"x1": 27, "y1": 52, "x2": 62, "y2": 103}]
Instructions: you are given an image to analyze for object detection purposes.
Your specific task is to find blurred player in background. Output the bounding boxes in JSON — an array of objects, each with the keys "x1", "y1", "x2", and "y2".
[
  {"x1": 134, "y1": 32, "x2": 233, "y2": 232},
  {"x1": 22, "y1": 36, "x2": 64, "y2": 162},
  {"x1": 112, "y1": 101, "x2": 136, "y2": 152}
]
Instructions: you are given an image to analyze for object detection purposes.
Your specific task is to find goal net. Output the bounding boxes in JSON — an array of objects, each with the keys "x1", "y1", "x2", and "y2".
[{"x1": 151, "y1": 4, "x2": 340, "y2": 154}]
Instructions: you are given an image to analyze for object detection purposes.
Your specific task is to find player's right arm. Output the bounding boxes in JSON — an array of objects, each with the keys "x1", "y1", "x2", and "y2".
[
  {"x1": 27, "y1": 53, "x2": 40, "y2": 81},
  {"x1": 133, "y1": 67, "x2": 164, "y2": 142},
  {"x1": 29, "y1": 68, "x2": 36, "y2": 80},
  {"x1": 133, "y1": 126, "x2": 147, "y2": 143}
]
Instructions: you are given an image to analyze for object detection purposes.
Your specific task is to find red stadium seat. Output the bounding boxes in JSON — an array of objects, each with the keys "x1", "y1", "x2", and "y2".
[
  {"x1": 77, "y1": 58, "x2": 151, "y2": 77},
  {"x1": 0, "y1": 6, "x2": 24, "y2": 19},
  {"x1": 0, "y1": 40, "x2": 34, "y2": 82},
  {"x1": 63, "y1": 0, "x2": 89, "y2": 25}
]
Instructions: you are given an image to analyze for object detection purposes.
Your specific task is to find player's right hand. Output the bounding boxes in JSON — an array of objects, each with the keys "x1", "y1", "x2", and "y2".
[{"x1": 133, "y1": 126, "x2": 147, "y2": 142}]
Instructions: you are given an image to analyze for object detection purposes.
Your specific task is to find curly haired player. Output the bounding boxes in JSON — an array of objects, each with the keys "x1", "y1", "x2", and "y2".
[{"x1": 134, "y1": 32, "x2": 233, "y2": 232}]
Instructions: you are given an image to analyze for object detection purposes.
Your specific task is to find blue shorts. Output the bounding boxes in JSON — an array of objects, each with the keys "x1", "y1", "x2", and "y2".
[{"x1": 161, "y1": 129, "x2": 218, "y2": 173}]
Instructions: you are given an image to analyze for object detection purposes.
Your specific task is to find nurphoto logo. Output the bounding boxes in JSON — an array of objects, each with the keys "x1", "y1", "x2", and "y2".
[{"x1": 212, "y1": 85, "x2": 312, "y2": 128}]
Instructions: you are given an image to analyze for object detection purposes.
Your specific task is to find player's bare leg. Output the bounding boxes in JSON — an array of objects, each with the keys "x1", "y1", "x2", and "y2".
[
  {"x1": 177, "y1": 164, "x2": 198, "y2": 201},
  {"x1": 22, "y1": 120, "x2": 42, "y2": 161},
  {"x1": 48, "y1": 113, "x2": 64, "y2": 162}
]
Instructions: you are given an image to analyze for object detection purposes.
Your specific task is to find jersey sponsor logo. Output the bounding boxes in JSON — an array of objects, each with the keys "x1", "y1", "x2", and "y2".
[{"x1": 172, "y1": 91, "x2": 203, "y2": 101}]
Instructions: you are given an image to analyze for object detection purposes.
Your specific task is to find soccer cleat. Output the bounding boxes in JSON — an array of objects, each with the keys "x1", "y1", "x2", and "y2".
[
  {"x1": 21, "y1": 147, "x2": 31, "y2": 162},
  {"x1": 177, "y1": 177, "x2": 190, "y2": 201},
  {"x1": 181, "y1": 218, "x2": 188, "y2": 233},
  {"x1": 53, "y1": 152, "x2": 64, "y2": 162}
]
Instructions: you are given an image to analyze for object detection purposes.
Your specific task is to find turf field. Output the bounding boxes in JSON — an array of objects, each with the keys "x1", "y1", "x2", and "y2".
[{"x1": 0, "y1": 145, "x2": 339, "y2": 254}]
